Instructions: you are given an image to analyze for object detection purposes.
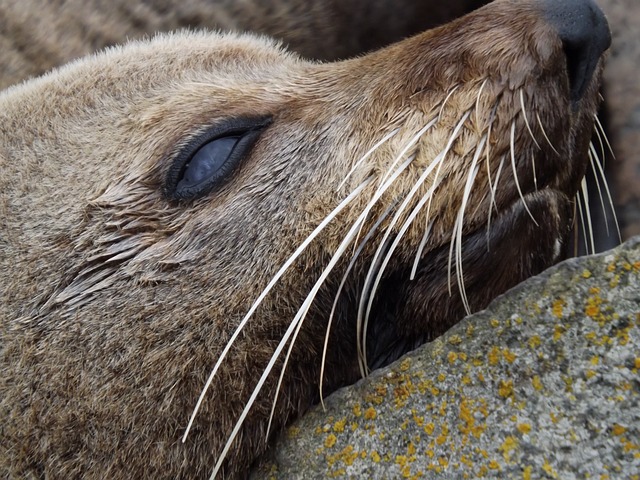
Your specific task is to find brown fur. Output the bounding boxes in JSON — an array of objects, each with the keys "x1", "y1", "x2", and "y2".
[
  {"x1": 1, "y1": 1, "x2": 605, "y2": 478},
  {"x1": 0, "y1": 0, "x2": 485, "y2": 90}
]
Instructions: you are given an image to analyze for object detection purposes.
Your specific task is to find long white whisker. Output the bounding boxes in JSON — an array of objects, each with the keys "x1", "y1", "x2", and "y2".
[
  {"x1": 580, "y1": 177, "x2": 595, "y2": 255},
  {"x1": 338, "y1": 128, "x2": 399, "y2": 191},
  {"x1": 452, "y1": 137, "x2": 485, "y2": 313},
  {"x1": 366, "y1": 177, "x2": 443, "y2": 340},
  {"x1": 318, "y1": 201, "x2": 397, "y2": 409},
  {"x1": 592, "y1": 119, "x2": 607, "y2": 167},
  {"x1": 359, "y1": 111, "x2": 471, "y2": 374},
  {"x1": 183, "y1": 177, "x2": 373, "y2": 443},
  {"x1": 594, "y1": 115, "x2": 615, "y2": 159},
  {"x1": 349, "y1": 154, "x2": 418, "y2": 376},
  {"x1": 536, "y1": 112, "x2": 560, "y2": 156},
  {"x1": 410, "y1": 221, "x2": 433, "y2": 280},
  {"x1": 510, "y1": 122, "x2": 538, "y2": 226},
  {"x1": 589, "y1": 142, "x2": 621, "y2": 241},
  {"x1": 519, "y1": 89, "x2": 541, "y2": 150},
  {"x1": 212, "y1": 179, "x2": 385, "y2": 478},
  {"x1": 575, "y1": 190, "x2": 589, "y2": 255},
  {"x1": 266, "y1": 213, "x2": 366, "y2": 438},
  {"x1": 474, "y1": 78, "x2": 488, "y2": 128},
  {"x1": 486, "y1": 155, "x2": 505, "y2": 246},
  {"x1": 379, "y1": 118, "x2": 437, "y2": 186},
  {"x1": 588, "y1": 146, "x2": 609, "y2": 237},
  {"x1": 438, "y1": 85, "x2": 461, "y2": 120}
]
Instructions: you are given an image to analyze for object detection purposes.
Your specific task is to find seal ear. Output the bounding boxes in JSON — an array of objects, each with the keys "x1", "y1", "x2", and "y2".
[{"x1": 165, "y1": 117, "x2": 271, "y2": 201}]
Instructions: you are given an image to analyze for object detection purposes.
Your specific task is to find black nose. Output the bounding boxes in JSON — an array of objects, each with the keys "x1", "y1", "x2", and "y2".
[{"x1": 542, "y1": 0, "x2": 611, "y2": 102}]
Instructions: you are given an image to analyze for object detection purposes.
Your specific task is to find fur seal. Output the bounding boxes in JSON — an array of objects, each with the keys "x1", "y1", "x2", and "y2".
[{"x1": 0, "y1": 0, "x2": 610, "y2": 478}]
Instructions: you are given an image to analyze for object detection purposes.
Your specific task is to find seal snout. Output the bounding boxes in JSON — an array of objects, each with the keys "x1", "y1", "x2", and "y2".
[{"x1": 541, "y1": 0, "x2": 611, "y2": 102}]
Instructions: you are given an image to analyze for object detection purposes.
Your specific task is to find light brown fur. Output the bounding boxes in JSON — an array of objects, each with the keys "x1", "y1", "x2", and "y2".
[{"x1": 1, "y1": 1, "x2": 605, "y2": 478}]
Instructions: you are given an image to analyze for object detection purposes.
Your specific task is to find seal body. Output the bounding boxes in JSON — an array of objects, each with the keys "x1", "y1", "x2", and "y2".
[{"x1": 0, "y1": 0, "x2": 609, "y2": 478}]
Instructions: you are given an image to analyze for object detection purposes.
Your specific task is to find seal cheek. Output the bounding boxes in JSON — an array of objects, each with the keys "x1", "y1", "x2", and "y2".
[{"x1": 165, "y1": 117, "x2": 272, "y2": 201}]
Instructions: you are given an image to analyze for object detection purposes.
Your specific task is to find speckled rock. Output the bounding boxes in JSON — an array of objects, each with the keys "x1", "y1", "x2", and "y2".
[{"x1": 252, "y1": 236, "x2": 640, "y2": 479}]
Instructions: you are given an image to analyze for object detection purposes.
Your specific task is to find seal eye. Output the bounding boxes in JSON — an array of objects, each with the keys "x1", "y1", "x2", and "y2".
[{"x1": 166, "y1": 117, "x2": 271, "y2": 201}]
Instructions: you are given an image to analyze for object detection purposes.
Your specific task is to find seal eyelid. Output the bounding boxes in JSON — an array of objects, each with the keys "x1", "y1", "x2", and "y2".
[{"x1": 166, "y1": 117, "x2": 272, "y2": 201}]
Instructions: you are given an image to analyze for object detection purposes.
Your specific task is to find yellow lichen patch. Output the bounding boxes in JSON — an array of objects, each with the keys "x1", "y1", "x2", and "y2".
[
  {"x1": 412, "y1": 410, "x2": 425, "y2": 428},
  {"x1": 400, "y1": 358, "x2": 411, "y2": 372},
  {"x1": 517, "y1": 423, "x2": 531, "y2": 434},
  {"x1": 437, "y1": 373, "x2": 446, "y2": 382},
  {"x1": 324, "y1": 434, "x2": 337, "y2": 449},
  {"x1": 364, "y1": 407, "x2": 377, "y2": 420},
  {"x1": 326, "y1": 445, "x2": 359, "y2": 470},
  {"x1": 607, "y1": 261, "x2": 617, "y2": 272},
  {"x1": 394, "y1": 385, "x2": 414, "y2": 408},
  {"x1": 591, "y1": 355, "x2": 600, "y2": 366},
  {"x1": 523, "y1": 465, "x2": 533, "y2": 480},
  {"x1": 585, "y1": 370, "x2": 597, "y2": 379},
  {"x1": 449, "y1": 334, "x2": 463, "y2": 345},
  {"x1": 582, "y1": 269, "x2": 592, "y2": 278},
  {"x1": 287, "y1": 426, "x2": 300, "y2": 439},
  {"x1": 407, "y1": 442, "x2": 417, "y2": 456},
  {"x1": 609, "y1": 274, "x2": 621, "y2": 288},
  {"x1": 498, "y1": 380, "x2": 514, "y2": 400},
  {"x1": 552, "y1": 298, "x2": 565, "y2": 318},
  {"x1": 502, "y1": 348, "x2": 517, "y2": 363},
  {"x1": 499, "y1": 436, "x2": 519, "y2": 462},
  {"x1": 352, "y1": 403, "x2": 362, "y2": 417},
  {"x1": 424, "y1": 422, "x2": 435, "y2": 435},
  {"x1": 528, "y1": 335, "x2": 541, "y2": 349},
  {"x1": 488, "y1": 459, "x2": 502, "y2": 471},
  {"x1": 563, "y1": 376, "x2": 574, "y2": 393},
  {"x1": 448, "y1": 351, "x2": 459, "y2": 364},
  {"x1": 553, "y1": 324, "x2": 565, "y2": 342},
  {"x1": 491, "y1": 318, "x2": 500, "y2": 328},
  {"x1": 371, "y1": 451, "x2": 381, "y2": 463},
  {"x1": 466, "y1": 324, "x2": 476, "y2": 337},
  {"x1": 612, "y1": 424, "x2": 627, "y2": 436},
  {"x1": 585, "y1": 295, "x2": 602, "y2": 318},
  {"x1": 532, "y1": 375, "x2": 543, "y2": 391},
  {"x1": 634, "y1": 358, "x2": 640, "y2": 370},
  {"x1": 542, "y1": 460, "x2": 558, "y2": 478},
  {"x1": 438, "y1": 400, "x2": 448, "y2": 416},
  {"x1": 435, "y1": 423, "x2": 450, "y2": 446},
  {"x1": 488, "y1": 346, "x2": 501, "y2": 366},
  {"x1": 458, "y1": 399, "x2": 475, "y2": 434},
  {"x1": 333, "y1": 418, "x2": 346, "y2": 433},
  {"x1": 462, "y1": 375, "x2": 472, "y2": 386},
  {"x1": 616, "y1": 325, "x2": 632, "y2": 346}
]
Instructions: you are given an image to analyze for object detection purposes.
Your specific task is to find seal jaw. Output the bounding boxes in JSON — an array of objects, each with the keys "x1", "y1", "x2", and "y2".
[{"x1": 365, "y1": 188, "x2": 573, "y2": 369}]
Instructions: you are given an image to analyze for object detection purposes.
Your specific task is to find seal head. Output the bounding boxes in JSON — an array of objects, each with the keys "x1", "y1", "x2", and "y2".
[{"x1": 0, "y1": 0, "x2": 609, "y2": 478}]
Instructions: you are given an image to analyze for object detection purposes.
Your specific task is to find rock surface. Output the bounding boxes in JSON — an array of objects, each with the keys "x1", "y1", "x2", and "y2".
[{"x1": 253, "y1": 237, "x2": 640, "y2": 479}]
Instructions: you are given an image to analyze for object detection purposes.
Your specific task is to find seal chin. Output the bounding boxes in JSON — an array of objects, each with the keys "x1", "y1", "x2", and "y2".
[{"x1": 365, "y1": 187, "x2": 573, "y2": 370}]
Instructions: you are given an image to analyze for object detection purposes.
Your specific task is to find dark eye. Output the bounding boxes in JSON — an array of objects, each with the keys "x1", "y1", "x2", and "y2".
[{"x1": 166, "y1": 117, "x2": 271, "y2": 201}]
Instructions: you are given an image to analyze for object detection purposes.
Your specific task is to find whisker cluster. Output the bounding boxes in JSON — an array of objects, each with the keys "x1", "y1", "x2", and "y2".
[{"x1": 185, "y1": 87, "x2": 615, "y2": 480}]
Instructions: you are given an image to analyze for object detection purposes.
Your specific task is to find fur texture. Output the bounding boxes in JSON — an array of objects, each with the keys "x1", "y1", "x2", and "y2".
[{"x1": 1, "y1": 0, "x2": 606, "y2": 478}]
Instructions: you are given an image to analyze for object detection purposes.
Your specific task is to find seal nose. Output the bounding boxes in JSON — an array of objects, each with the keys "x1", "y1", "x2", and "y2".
[{"x1": 542, "y1": 0, "x2": 611, "y2": 102}]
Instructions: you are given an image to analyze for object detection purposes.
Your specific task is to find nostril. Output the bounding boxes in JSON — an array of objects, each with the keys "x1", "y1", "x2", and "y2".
[{"x1": 541, "y1": 0, "x2": 611, "y2": 102}]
